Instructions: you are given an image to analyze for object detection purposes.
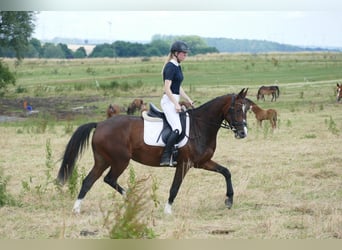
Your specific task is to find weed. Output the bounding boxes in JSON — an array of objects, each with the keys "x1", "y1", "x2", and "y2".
[
  {"x1": 64, "y1": 121, "x2": 74, "y2": 134},
  {"x1": 0, "y1": 167, "x2": 18, "y2": 207},
  {"x1": 104, "y1": 167, "x2": 157, "y2": 239},
  {"x1": 19, "y1": 139, "x2": 56, "y2": 199},
  {"x1": 15, "y1": 85, "x2": 27, "y2": 93},
  {"x1": 45, "y1": 139, "x2": 54, "y2": 184},
  {"x1": 263, "y1": 122, "x2": 271, "y2": 139},
  {"x1": 303, "y1": 134, "x2": 317, "y2": 139},
  {"x1": 326, "y1": 116, "x2": 339, "y2": 135},
  {"x1": 67, "y1": 164, "x2": 80, "y2": 198},
  {"x1": 286, "y1": 119, "x2": 292, "y2": 127}
]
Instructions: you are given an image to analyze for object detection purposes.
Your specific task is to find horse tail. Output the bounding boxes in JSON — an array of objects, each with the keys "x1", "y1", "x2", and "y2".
[
  {"x1": 57, "y1": 122, "x2": 97, "y2": 184},
  {"x1": 257, "y1": 87, "x2": 262, "y2": 99}
]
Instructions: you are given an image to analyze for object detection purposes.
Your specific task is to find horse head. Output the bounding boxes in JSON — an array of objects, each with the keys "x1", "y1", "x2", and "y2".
[
  {"x1": 337, "y1": 83, "x2": 342, "y2": 102},
  {"x1": 225, "y1": 88, "x2": 248, "y2": 139}
]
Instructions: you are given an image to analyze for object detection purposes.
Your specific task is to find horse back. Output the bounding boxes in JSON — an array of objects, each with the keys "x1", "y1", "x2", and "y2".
[{"x1": 94, "y1": 115, "x2": 143, "y2": 145}]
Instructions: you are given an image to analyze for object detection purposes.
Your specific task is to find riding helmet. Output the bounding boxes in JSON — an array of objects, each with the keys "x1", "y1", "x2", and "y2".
[{"x1": 170, "y1": 41, "x2": 190, "y2": 53}]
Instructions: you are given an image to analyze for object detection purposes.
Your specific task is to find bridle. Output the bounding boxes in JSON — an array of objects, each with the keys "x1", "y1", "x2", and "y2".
[{"x1": 221, "y1": 95, "x2": 247, "y2": 133}]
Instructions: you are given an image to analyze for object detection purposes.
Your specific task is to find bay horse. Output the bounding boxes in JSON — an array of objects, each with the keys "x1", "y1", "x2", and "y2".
[
  {"x1": 246, "y1": 98, "x2": 277, "y2": 129},
  {"x1": 337, "y1": 83, "x2": 342, "y2": 102},
  {"x1": 127, "y1": 98, "x2": 144, "y2": 115},
  {"x1": 257, "y1": 85, "x2": 280, "y2": 102},
  {"x1": 57, "y1": 89, "x2": 248, "y2": 215}
]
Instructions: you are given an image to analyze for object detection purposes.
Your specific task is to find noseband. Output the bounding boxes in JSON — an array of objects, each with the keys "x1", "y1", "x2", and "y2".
[{"x1": 221, "y1": 95, "x2": 246, "y2": 131}]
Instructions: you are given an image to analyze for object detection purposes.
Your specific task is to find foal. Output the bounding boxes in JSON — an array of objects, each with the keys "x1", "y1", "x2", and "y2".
[{"x1": 246, "y1": 99, "x2": 277, "y2": 129}]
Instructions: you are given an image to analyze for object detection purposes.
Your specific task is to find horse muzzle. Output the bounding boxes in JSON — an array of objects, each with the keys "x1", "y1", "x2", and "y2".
[
  {"x1": 234, "y1": 127, "x2": 247, "y2": 139},
  {"x1": 233, "y1": 121, "x2": 248, "y2": 139}
]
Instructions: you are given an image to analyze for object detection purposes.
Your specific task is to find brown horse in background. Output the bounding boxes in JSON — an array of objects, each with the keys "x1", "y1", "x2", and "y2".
[
  {"x1": 337, "y1": 83, "x2": 342, "y2": 102},
  {"x1": 106, "y1": 104, "x2": 122, "y2": 118},
  {"x1": 246, "y1": 98, "x2": 277, "y2": 129},
  {"x1": 179, "y1": 101, "x2": 194, "y2": 110},
  {"x1": 57, "y1": 89, "x2": 249, "y2": 215},
  {"x1": 127, "y1": 98, "x2": 144, "y2": 115},
  {"x1": 257, "y1": 85, "x2": 280, "y2": 102}
]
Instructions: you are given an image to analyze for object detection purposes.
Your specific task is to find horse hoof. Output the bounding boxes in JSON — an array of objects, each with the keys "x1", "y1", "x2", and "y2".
[
  {"x1": 164, "y1": 203, "x2": 172, "y2": 215},
  {"x1": 72, "y1": 207, "x2": 81, "y2": 214},
  {"x1": 225, "y1": 198, "x2": 233, "y2": 209}
]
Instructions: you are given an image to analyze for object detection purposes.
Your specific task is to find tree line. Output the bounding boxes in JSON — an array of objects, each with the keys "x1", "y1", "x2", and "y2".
[{"x1": 0, "y1": 36, "x2": 219, "y2": 59}]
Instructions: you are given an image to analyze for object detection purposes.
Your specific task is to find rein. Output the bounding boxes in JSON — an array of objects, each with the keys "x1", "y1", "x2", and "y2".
[{"x1": 186, "y1": 94, "x2": 240, "y2": 141}]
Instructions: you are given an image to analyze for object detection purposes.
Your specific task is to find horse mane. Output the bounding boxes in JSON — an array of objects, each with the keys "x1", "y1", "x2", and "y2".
[{"x1": 188, "y1": 94, "x2": 233, "y2": 127}]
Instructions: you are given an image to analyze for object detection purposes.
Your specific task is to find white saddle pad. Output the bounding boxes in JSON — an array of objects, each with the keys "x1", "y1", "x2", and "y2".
[{"x1": 142, "y1": 111, "x2": 189, "y2": 147}]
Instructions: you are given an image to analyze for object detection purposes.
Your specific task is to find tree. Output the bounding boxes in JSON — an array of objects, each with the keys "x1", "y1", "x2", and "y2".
[
  {"x1": 0, "y1": 11, "x2": 35, "y2": 93},
  {"x1": 73, "y1": 47, "x2": 87, "y2": 58},
  {"x1": 0, "y1": 11, "x2": 36, "y2": 60},
  {"x1": 58, "y1": 43, "x2": 74, "y2": 59},
  {"x1": 42, "y1": 43, "x2": 65, "y2": 58}
]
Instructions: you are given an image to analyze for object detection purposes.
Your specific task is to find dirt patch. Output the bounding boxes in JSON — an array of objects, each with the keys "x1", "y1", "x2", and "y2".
[{"x1": 0, "y1": 96, "x2": 105, "y2": 121}]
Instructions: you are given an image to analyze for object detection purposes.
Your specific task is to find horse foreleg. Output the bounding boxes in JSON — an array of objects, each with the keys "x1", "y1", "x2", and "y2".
[
  {"x1": 202, "y1": 160, "x2": 234, "y2": 209},
  {"x1": 165, "y1": 163, "x2": 191, "y2": 214}
]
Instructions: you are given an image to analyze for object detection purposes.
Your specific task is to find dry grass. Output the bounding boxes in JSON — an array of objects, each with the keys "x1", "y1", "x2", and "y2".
[
  {"x1": 1, "y1": 98, "x2": 341, "y2": 239},
  {"x1": 1, "y1": 55, "x2": 342, "y2": 239}
]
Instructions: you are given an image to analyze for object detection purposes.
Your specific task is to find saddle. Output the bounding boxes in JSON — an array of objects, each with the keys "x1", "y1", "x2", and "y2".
[{"x1": 142, "y1": 103, "x2": 188, "y2": 145}]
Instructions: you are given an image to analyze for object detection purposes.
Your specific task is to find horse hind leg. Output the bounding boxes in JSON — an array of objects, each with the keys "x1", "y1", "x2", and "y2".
[
  {"x1": 273, "y1": 116, "x2": 277, "y2": 129},
  {"x1": 72, "y1": 164, "x2": 108, "y2": 214},
  {"x1": 73, "y1": 157, "x2": 109, "y2": 214},
  {"x1": 103, "y1": 164, "x2": 128, "y2": 196}
]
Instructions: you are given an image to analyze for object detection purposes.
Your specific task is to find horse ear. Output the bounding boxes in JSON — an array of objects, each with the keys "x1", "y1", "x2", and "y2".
[{"x1": 238, "y1": 88, "x2": 248, "y2": 98}]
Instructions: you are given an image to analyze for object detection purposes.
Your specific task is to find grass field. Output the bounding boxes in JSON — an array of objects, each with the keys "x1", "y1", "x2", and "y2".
[{"x1": 0, "y1": 52, "x2": 342, "y2": 239}]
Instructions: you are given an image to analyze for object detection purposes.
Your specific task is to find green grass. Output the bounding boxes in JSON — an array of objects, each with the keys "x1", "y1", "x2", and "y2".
[{"x1": 4, "y1": 52, "x2": 342, "y2": 99}]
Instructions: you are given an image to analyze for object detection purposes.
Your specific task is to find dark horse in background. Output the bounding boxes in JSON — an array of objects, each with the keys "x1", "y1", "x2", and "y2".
[
  {"x1": 57, "y1": 89, "x2": 249, "y2": 215},
  {"x1": 337, "y1": 83, "x2": 342, "y2": 102},
  {"x1": 257, "y1": 85, "x2": 280, "y2": 102}
]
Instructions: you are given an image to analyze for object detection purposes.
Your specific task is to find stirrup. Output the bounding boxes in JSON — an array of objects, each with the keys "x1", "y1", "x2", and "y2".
[{"x1": 159, "y1": 157, "x2": 177, "y2": 167}]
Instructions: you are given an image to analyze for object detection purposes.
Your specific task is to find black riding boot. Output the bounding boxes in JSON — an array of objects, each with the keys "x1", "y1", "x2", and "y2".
[{"x1": 160, "y1": 130, "x2": 179, "y2": 167}]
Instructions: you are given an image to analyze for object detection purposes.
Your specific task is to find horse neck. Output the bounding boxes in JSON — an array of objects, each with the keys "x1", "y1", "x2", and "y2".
[
  {"x1": 191, "y1": 95, "x2": 230, "y2": 133},
  {"x1": 251, "y1": 104, "x2": 262, "y2": 112}
]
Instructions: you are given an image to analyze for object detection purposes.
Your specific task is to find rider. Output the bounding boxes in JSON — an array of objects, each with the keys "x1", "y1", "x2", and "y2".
[{"x1": 160, "y1": 41, "x2": 194, "y2": 166}]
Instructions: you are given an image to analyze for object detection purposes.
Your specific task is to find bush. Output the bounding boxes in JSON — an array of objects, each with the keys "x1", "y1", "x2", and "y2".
[{"x1": 0, "y1": 60, "x2": 16, "y2": 95}]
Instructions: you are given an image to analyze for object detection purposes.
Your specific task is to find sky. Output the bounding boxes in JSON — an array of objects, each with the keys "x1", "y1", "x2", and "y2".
[{"x1": 32, "y1": 9, "x2": 342, "y2": 48}]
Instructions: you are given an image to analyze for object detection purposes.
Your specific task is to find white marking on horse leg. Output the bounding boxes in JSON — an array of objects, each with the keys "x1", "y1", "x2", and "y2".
[
  {"x1": 164, "y1": 202, "x2": 172, "y2": 215},
  {"x1": 72, "y1": 199, "x2": 82, "y2": 214},
  {"x1": 122, "y1": 190, "x2": 127, "y2": 199}
]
